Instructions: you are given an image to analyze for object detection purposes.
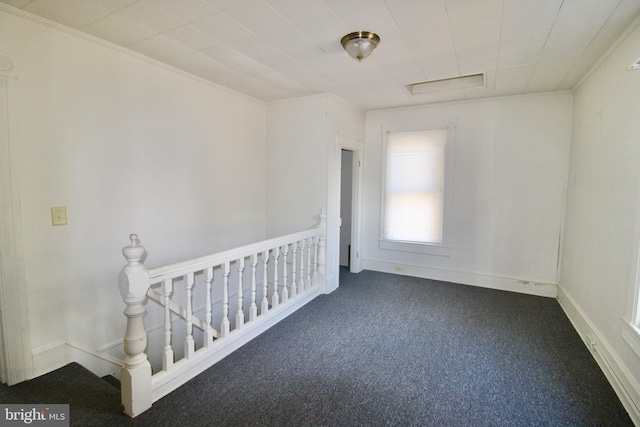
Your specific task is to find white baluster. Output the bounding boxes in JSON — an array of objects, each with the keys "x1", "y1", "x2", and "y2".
[
  {"x1": 118, "y1": 234, "x2": 152, "y2": 417},
  {"x1": 313, "y1": 236, "x2": 319, "y2": 287},
  {"x1": 249, "y1": 254, "x2": 258, "y2": 322},
  {"x1": 299, "y1": 239, "x2": 305, "y2": 294},
  {"x1": 281, "y1": 245, "x2": 289, "y2": 304},
  {"x1": 316, "y1": 209, "x2": 327, "y2": 286},
  {"x1": 204, "y1": 266, "x2": 214, "y2": 348},
  {"x1": 236, "y1": 257, "x2": 245, "y2": 329},
  {"x1": 261, "y1": 250, "x2": 269, "y2": 315},
  {"x1": 290, "y1": 241, "x2": 298, "y2": 299},
  {"x1": 272, "y1": 246, "x2": 280, "y2": 309},
  {"x1": 162, "y1": 279, "x2": 173, "y2": 371},
  {"x1": 184, "y1": 273, "x2": 195, "y2": 359},
  {"x1": 221, "y1": 262, "x2": 230, "y2": 338},
  {"x1": 306, "y1": 237, "x2": 312, "y2": 290}
]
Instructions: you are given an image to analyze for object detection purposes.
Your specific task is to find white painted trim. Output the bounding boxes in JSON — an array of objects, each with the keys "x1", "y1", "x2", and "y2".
[
  {"x1": 337, "y1": 135, "x2": 364, "y2": 274},
  {"x1": 629, "y1": 239, "x2": 640, "y2": 326},
  {"x1": 0, "y1": 305, "x2": 5, "y2": 384},
  {"x1": 95, "y1": 339, "x2": 125, "y2": 354},
  {"x1": 622, "y1": 320, "x2": 640, "y2": 361},
  {"x1": 31, "y1": 341, "x2": 66, "y2": 378},
  {"x1": 557, "y1": 286, "x2": 640, "y2": 425},
  {"x1": 65, "y1": 342, "x2": 123, "y2": 380},
  {"x1": 30, "y1": 278, "x2": 284, "y2": 382},
  {"x1": 31, "y1": 340, "x2": 124, "y2": 381},
  {"x1": 628, "y1": 179, "x2": 640, "y2": 325},
  {"x1": 27, "y1": 285, "x2": 321, "y2": 388},
  {"x1": 0, "y1": 70, "x2": 33, "y2": 385},
  {"x1": 575, "y1": 14, "x2": 640, "y2": 90},
  {"x1": 363, "y1": 258, "x2": 558, "y2": 298},
  {"x1": 379, "y1": 240, "x2": 452, "y2": 256},
  {"x1": 325, "y1": 274, "x2": 339, "y2": 294}
]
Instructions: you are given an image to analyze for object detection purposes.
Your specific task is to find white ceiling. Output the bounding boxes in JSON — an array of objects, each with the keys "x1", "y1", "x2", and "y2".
[{"x1": 3, "y1": 0, "x2": 640, "y2": 110}]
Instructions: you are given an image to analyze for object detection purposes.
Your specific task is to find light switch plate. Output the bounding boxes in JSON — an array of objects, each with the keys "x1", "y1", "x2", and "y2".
[{"x1": 51, "y1": 207, "x2": 67, "y2": 226}]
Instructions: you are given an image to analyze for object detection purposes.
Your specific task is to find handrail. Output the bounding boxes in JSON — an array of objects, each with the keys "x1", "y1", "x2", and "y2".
[
  {"x1": 118, "y1": 210, "x2": 327, "y2": 418},
  {"x1": 148, "y1": 225, "x2": 323, "y2": 282}
]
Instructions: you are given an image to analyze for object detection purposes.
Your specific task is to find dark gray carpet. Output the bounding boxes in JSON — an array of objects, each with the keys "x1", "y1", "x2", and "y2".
[{"x1": 0, "y1": 269, "x2": 633, "y2": 426}]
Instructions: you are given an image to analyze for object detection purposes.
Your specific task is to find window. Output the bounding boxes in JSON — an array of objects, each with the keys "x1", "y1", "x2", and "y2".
[{"x1": 380, "y1": 123, "x2": 454, "y2": 256}]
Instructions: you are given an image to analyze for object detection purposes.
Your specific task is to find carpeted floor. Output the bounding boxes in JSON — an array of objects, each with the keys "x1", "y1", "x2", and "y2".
[{"x1": 0, "y1": 269, "x2": 634, "y2": 426}]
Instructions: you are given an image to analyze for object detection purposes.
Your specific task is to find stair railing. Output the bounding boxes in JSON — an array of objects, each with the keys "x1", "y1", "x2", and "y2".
[{"x1": 118, "y1": 211, "x2": 326, "y2": 417}]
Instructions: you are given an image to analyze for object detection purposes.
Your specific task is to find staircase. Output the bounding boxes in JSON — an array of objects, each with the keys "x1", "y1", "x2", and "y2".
[{"x1": 0, "y1": 363, "x2": 125, "y2": 425}]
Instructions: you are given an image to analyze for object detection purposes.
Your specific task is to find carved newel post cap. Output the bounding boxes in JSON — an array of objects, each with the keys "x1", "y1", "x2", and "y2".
[
  {"x1": 317, "y1": 208, "x2": 327, "y2": 231},
  {"x1": 123, "y1": 234, "x2": 145, "y2": 265},
  {"x1": 119, "y1": 234, "x2": 149, "y2": 301}
]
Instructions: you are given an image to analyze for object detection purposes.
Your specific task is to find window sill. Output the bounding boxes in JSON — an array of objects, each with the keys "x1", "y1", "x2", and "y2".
[
  {"x1": 379, "y1": 239, "x2": 452, "y2": 257},
  {"x1": 621, "y1": 320, "x2": 640, "y2": 360}
]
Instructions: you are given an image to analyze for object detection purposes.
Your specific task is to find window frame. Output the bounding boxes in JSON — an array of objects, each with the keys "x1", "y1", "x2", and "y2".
[
  {"x1": 379, "y1": 121, "x2": 455, "y2": 256},
  {"x1": 622, "y1": 238, "x2": 640, "y2": 359},
  {"x1": 622, "y1": 171, "x2": 640, "y2": 360}
]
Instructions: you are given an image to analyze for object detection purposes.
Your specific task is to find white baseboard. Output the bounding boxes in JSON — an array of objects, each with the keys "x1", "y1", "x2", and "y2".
[
  {"x1": 31, "y1": 341, "x2": 66, "y2": 379},
  {"x1": 27, "y1": 278, "x2": 300, "y2": 383},
  {"x1": 65, "y1": 341, "x2": 123, "y2": 380},
  {"x1": 325, "y1": 274, "x2": 339, "y2": 294},
  {"x1": 557, "y1": 286, "x2": 640, "y2": 425},
  {"x1": 362, "y1": 259, "x2": 558, "y2": 298},
  {"x1": 31, "y1": 339, "x2": 124, "y2": 381}
]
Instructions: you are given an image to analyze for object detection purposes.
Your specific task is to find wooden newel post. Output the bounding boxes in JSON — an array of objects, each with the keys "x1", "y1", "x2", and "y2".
[
  {"x1": 316, "y1": 209, "x2": 327, "y2": 287},
  {"x1": 118, "y1": 234, "x2": 152, "y2": 417}
]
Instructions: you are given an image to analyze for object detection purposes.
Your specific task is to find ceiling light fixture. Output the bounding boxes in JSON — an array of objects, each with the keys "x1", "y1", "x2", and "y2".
[{"x1": 341, "y1": 31, "x2": 380, "y2": 62}]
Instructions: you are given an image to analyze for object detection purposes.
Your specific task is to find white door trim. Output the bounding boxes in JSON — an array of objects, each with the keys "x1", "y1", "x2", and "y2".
[
  {"x1": 0, "y1": 59, "x2": 34, "y2": 385},
  {"x1": 336, "y1": 136, "x2": 364, "y2": 273}
]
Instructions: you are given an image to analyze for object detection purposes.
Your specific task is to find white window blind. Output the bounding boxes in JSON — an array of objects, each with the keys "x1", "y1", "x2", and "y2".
[{"x1": 383, "y1": 128, "x2": 446, "y2": 244}]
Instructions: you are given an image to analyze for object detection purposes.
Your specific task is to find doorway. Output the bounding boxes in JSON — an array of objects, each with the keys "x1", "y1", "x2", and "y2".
[
  {"x1": 340, "y1": 149, "x2": 354, "y2": 268},
  {"x1": 337, "y1": 143, "x2": 362, "y2": 274}
]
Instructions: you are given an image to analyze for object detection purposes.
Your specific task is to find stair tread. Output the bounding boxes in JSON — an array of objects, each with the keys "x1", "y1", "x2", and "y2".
[
  {"x1": 101, "y1": 374, "x2": 121, "y2": 391},
  {"x1": 0, "y1": 363, "x2": 120, "y2": 409}
]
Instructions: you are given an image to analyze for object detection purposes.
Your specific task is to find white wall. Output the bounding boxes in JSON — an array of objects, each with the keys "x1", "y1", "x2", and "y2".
[
  {"x1": 265, "y1": 94, "x2": 365, "y2": 292},
  {"x1": 265, "y1": 95, "x2": 329, "y2": 237},
  {"x1": 558, "y1": 19, "x2": 640, "y2": 421},
  {"x1": 363, "y1": 93, "x2": 573, "y2": 296},
  {"x1": 0, "y1": 9, "x2": 266, "y2": 378}
]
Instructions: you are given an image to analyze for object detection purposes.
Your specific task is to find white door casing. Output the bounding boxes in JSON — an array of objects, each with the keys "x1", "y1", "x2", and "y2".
[
  {"x1": 0, "y1": 55, "x2": 33, "y2": 385},
  {"x1": 335, "y1": 136, "x2": 364, "y2": 274}
]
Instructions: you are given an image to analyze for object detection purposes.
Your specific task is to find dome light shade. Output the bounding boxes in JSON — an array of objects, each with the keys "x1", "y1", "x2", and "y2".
[{"x1": 341, "y1": 31, "x2": 380, "y2": 62}]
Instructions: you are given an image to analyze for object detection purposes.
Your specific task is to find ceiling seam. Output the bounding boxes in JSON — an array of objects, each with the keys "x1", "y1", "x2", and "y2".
[
  {"x1": 523, "y1": 0, "x2": 565, "y2": 95},
  {"x1": 491, "y1": 0, "x2": 506, "y2": 99},
  {"x1": 555, "y1": 0, "x2": 623, "y2": 91}
]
